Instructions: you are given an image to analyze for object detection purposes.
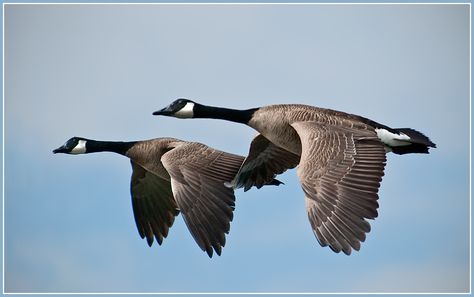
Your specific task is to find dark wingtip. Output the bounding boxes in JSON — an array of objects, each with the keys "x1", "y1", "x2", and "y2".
[
  {"x1": 155, "y1": 235, "x2": 164, "y2": 246},
  {"x1": 269, "y1": 179, "x2": 284, "y2": 186},
  {"x1": 242, "y1": 179, "x2": 284, "y2": 192},
  {"x1": 146, "y1": 237, "x2": 153, "y2": 247}
]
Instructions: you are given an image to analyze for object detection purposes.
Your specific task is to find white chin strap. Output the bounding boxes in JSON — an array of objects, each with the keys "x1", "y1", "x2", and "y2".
[
  {"x1": 174, "y1": 102, "x2": 195, "y2": 118},
  {"x1": 71, "y1": 140, "x2": 87, "y2": 154}
]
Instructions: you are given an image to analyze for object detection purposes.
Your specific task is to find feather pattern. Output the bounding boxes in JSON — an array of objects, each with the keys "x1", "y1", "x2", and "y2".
[
  {"x1": 161, "y1": 142, "x2": 245, "y2": 257},
  {"x1": 291, "y1": 121, "x2": 386, "y2": 255}
]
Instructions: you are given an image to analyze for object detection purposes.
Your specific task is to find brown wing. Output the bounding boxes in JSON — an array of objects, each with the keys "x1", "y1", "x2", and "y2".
[
  {"x1": 130, "y1": 161, "x2": 179, "y2": 246},
  {"x1": 161, "y1": 143, "x2": 244, "y2": 257},
  {"x1": 232, "y1": 133, "x2": 300, "y2": 191},
  {"x1": 291, "y1": 121, "x2": 386, "y2": 255}
]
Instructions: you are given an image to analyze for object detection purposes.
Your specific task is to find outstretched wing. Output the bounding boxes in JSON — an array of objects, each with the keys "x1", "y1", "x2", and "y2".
[
  {"x1": 161, "y1": 143, "x2": 244, "y2": 257},
  {"x1": 130, "y1": 161, "x2": 179, "y2": 246},
  {"x1": 291, "y1": 121, "x2": 386, "y2": 255},
  {"x1": 232, "y1": 133, "x2": 300, "y2": 191}
]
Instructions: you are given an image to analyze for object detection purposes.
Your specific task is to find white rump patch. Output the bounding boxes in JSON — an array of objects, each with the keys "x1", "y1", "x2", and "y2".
[
  {"x1": 71, "y1": 140, "x2": 87, "y2": 154},
  {"x1": 224, "y1": 181, "x2": 234, "y2": 189},
  {"x1": 174, "y1": 102, "x2": 195, "y2": 118},
  {"x1": 375, "y1": 128, "x2": 411, "y2": 147}
]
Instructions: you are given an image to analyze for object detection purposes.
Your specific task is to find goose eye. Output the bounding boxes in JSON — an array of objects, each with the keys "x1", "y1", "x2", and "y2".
[
  {"x1": 175, "y1": 100, "x2": 185, "y2": 109},
  {"x1": 67, "y1": 139, "x2": 76, "y2": 148}
]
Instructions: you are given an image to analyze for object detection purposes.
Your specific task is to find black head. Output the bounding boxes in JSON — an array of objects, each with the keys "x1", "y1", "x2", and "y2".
[
  {"x1": 153, "y1": 98, "x2": 197, "y2": 118},
  {"x1": 53, "y1": 137, "x2": 89, "y2": 154}
]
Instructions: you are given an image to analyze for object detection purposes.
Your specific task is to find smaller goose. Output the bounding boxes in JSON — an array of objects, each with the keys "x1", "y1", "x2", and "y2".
[
  {"x1": 154, "y1": 99, "x2": 436, "y2": 255},
  {"x1": 53, "y1": 136, "x2": 280, "y2": 257}
]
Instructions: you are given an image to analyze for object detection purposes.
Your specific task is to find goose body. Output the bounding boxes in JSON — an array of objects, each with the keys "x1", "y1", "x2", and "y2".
[
  {"x1": 54, "y1": 136, "x2": 279, "y2": 257},
  {"x1": 154, "y1": 99, "x2": 436, "y2": 255},
  {"x1": 249, "y1": 104, "x2": 434, "y2": 155}
]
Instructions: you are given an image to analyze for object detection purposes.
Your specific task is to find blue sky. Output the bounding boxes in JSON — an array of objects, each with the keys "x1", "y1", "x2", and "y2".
[{"x1": 4, "y1": 3, "x2": 470, "y2": 293}]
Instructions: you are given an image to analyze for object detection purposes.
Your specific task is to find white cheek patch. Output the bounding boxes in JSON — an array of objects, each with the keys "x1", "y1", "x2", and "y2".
[
  {"x1": 71, "y1": 140, "x2": 87, "y2": 154},
  {"x1": 375, "y1": 128, "x2": 411, "y2": 147},
  {"x1": 174, "y1": 102, "x2": 195, "y2": 118}
]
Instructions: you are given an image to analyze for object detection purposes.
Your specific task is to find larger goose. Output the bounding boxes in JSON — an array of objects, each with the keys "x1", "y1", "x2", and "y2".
[
  {"x1": 53, "y1": 136, "x2": 279, "y2": 257},
  {"x1": 153, "y1": 99, "x2": 436, "y2": 255}
]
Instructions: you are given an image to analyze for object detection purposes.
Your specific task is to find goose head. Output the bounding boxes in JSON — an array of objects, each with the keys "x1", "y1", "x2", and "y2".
[
  {"x1": 153, "y1": 98, "x2": 197, "y2": 118},
  {"x1": 53, "y1": 137, "x2": 88, "y2": 154}
]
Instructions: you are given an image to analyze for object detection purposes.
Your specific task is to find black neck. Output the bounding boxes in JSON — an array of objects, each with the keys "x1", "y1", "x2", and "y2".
[
  {"x1": 86, "y1": 140, "x2": 137, "y2": 155},
  {"x1": 194, "y1": 104, "x2": 258, "y2": 124}
]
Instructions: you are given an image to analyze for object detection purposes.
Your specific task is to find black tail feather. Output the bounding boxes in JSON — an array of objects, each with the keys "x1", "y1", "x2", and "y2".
[{"x1": 391, "y1": 128, "x2": 436, "y2": 155}]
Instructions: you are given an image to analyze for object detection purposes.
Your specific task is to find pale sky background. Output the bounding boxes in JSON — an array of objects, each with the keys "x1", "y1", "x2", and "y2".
[{"x1": 3, "y1": 3, "x2": 470, "y2": 293}]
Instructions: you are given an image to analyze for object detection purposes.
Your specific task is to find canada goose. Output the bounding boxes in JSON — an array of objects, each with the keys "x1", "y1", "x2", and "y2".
[
  {"x1": 153, "y1": 99, "x2": 436, "y2": 255},
  {"x1": 53, "y1": 136, "x2": 280, "y2": 257}
]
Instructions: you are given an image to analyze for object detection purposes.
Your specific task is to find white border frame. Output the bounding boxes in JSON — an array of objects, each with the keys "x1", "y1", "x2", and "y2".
[{"x1": 1, "y1": 2, "x2": 471, "y2": 295}]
